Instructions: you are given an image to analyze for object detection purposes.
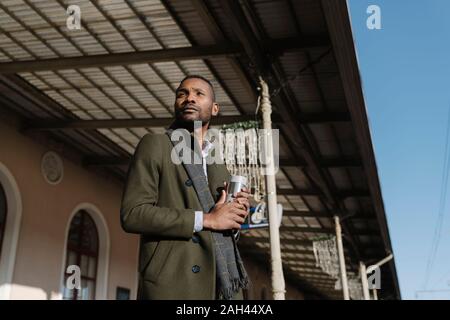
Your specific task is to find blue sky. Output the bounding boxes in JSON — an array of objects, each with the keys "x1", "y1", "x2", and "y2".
[{"x1": 347, "y1": 0, "x2": 450, "y2": 299}]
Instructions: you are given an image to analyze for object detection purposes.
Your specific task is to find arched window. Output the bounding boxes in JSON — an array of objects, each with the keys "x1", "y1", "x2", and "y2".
[
  {"x1": 0, "y1": 162, "x2": 22, "y2": 300},
  {"x1": 63, "y1": 210, "x2": 99, "y2": 300},
  {"x1": 0, "y1": 183, "x2": 6, "y2": 259}
]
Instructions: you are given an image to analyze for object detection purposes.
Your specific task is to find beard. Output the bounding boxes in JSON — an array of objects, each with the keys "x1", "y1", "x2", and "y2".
[{"x1": 174, "y1": 105, "x2": 211, "y2": 131}]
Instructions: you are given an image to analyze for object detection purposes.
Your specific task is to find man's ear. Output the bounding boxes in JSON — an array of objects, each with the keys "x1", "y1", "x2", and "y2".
[{"x1": 212, "y1": 102, "x2": 219, "y2": 116}]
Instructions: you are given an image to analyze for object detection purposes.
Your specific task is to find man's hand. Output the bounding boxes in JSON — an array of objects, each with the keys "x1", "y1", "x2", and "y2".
[
  {"x1": 233, "y1": 186, "x2": 251, "y2": 212},
  {"x1": 203, "y1": 188, "x2": 249, "y2": 231}
]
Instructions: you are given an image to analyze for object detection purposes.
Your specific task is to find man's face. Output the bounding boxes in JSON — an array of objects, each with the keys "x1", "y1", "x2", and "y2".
[{"x1": 174, "y1": 78, "x2": 219, "y2": 125}]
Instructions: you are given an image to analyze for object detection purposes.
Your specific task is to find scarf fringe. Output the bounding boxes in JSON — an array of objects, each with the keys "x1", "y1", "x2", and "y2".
[{"x1": 220, "y1": 277, "x2": 250, "y2": 300}]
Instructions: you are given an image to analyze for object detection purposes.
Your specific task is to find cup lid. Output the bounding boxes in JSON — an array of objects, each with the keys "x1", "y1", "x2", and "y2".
[{"x1": 230, "y1": 175, "x2": 247, "y2": 185}]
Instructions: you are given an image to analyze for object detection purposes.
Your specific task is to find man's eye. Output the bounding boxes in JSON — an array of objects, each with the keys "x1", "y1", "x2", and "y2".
[{"x1": 197, "y1": 92, "x2": 204, "y2": 96}]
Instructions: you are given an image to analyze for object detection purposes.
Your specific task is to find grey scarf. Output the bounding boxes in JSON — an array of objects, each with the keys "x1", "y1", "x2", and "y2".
[{"x1": 166, "y1": 128, "x2": 249, "y2": 300}]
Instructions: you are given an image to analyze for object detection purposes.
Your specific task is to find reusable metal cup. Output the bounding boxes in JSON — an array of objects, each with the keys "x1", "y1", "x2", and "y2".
[{"x1": 226, "y1": 175, "x2": 247, "y2": 203}]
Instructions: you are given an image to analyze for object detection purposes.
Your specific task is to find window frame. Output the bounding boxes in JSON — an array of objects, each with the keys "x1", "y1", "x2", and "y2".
[
  {"x1": 63, "y1": 210, "x2": 99, "y2": 300},
  {"x1": 0, "y1": 183, "x2": 7, "y2": 259}
]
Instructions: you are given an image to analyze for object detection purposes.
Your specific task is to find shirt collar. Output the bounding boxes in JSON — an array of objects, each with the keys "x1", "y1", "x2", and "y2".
[{"x1": 202, "y1": 138, "x2": 213, "y2": 157}]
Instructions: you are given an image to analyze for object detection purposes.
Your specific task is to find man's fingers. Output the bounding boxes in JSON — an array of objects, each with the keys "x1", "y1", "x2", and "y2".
[
  {"x1": 232, "y1": 208, "x2": 248, "y2": 218},
  {"x1": 235, "y1": 190, "x2": 251, "y2": 199},
  {"x1": 230, "y1": 202, "x2": 246, "y2": 211},
  {"x1": 217, "y1": 189, "x2": 227, "y2": 204},
  {"x1": 235, "y1": 198, "x2": 250, "y2": 209},
  {"x1": 240, "y1": 187, "x2": 249, "y2": 194},
  {"x1": 232, "y1": 222, "x2": 242, "y2": 229}
]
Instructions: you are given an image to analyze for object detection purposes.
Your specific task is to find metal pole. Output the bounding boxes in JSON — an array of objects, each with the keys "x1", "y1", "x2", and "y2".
[
  {"x1": 372, "y1": 288, "x2": 378, "y2": 300},
  {"x1": 367, "y1": 254, "x2": 393, "y2": 274},
  {"x1": 365, "y1": 254, "x2": 393, "y2": 301},
  {"x1": 334, "y1": 215, "x2": 350, "y2": 300},
  {"x1": 359, "y1": 261, "x2": 370, "y2": 300},
  {"x1": 259, "y1": 77, "x2": 286, "y2": 300}
]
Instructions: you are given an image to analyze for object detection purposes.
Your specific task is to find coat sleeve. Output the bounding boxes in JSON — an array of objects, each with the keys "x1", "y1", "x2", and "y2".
[{"x1": 120, "y1": 133, "x2": 195, "y2": 239}]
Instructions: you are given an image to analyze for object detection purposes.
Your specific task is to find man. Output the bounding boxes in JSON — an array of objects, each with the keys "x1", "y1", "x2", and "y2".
[{"x1": 120, "y1": 75, "x2": 250, "y2": 300}]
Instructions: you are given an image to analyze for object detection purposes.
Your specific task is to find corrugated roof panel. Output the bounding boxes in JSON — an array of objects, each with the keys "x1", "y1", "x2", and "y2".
[
  {"x1": 281, "y1": 216, "x2": 295, "y2": 227},
  {"x1": 129, "y1": 127, "x2": 151, "y2": 137},
  {"x1": 279, "y1": 52, "x2": 309, "y2": 76},
  {"x1": 152, "y1": 61, "x2": 186, "y2": 85},
  {"x1": 127, "y1": 64, "x2": 168, "y2": 85},
  {"x1": 317, "y1": 75, "x2": 346, "y2": 101},
  {"x1": 4, "y1": 4, "x2": 47, "y2": 28},
  {"x1": 98, "y1": 128, "x2": 133, "y2": 148},
  {"x1": 63, "y1": 68, "x2": 113, "y2": 87},
  {"x1": 327, "y1": 167, "x2": 352, "y2": 190},
  {"x1": 44, "y1": 90, "x2": 78, "y2": 111},
  {"x1": 251, "y1": 0, "x2": 298, "y2": 39},
  {"x1": 291, "y1": 0, "x2": 328, "y2": 35},
  {"x1": 59, "y1": 89, "x2": 105, "y2": 111},
  {"x1": 257, "y1": 229, "x2": 269, "y2": 238},
  {"x1": 133, "y1": 0, "x2": 191, "y2": 48},
  {"x1": 19, "y1": 72, "x2": 49, "y2": 89},
  {"x1": 166, "y1": 0, "x2": 217, "y2": 45},
  {"x1": 318, "y1": 217, "x2": 333, "y2": 229},
  {"x1": 202, "y1": 0, "x2": 240, "y2": 41},
  {"x1": 0, "y1": 8, "x2": 22, "y2": 32},
  {"x1": 290, "y1": 79, "x2": 323, "y2": 103},
  {"x1": 308, "y1": 48, "x2": 340, "y2": 73},
  {"x1": 343, "y1": 197, "x2": 360, "y2": 212},
  {"x1": 289, "y1": 216, "x2": 308, "y2": 228},
  {"x1": 303, "y1": 217, "x2": 321, "y2": 228},
  {"x1": 277, "y1": 195, "x2": 294, "y2": 211},
  {"x1": 277, "y1": 136, "x2": 291, "y2": 159},
  {"x1": 308, "y1": 123, "x2": 340, "y2": 157},
  {"x1": 8, "y1": 30, "x2": 57, "y2": 58},
  {"x1": 275, "y1": 169, "x2": 294, "y2": 189},
  {"x1": 282, "y1": 167, "x2": 312, "y2": 190},
  {"x1": 146, "y1": 82, "x2": 175, "y2": 105},
  {"x1": 347, "y1": 167, "x2": 367, "y2": 190},
  {"x1": 286, "y1": 195, "x2": 309, "y2": 211},
  {"x1": 206, "y1": 58, "x2": 256, "y2": 103}
]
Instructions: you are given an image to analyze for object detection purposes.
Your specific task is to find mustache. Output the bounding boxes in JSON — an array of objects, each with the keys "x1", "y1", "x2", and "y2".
[{"x1": 179, "y1": 103, "x2": 199, "y2": 111}]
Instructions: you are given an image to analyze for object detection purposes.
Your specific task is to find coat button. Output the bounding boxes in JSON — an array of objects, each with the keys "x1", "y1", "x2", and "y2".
[
  {"x1": 192, "y1": 265, "x2": 200, "y2": 273},
  {"x1": 185, "y1": 179, "x2": 193, "y2": 187},
  {"x1": 192, "y1": 235, "x2": 200, "y2": 243}
]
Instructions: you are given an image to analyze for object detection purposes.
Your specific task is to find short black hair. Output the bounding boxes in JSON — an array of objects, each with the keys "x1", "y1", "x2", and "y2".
[{"x1": 177, "y1": 75, "x2": 216, "y2": 101}]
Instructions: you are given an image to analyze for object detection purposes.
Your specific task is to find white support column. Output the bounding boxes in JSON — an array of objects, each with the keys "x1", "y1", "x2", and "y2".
[
  {"x1": 259, "y1": 77, "x2": 286, "y2": 300},
  {"x1": 334, "y1": 215, "x2": 350, "y2": 300},
  {"x1": 359, "y1": 261, "x2": 371, "y2": 300},
  {"x1": 372, "y1": 288, "x2": 378, "y2": 300}
]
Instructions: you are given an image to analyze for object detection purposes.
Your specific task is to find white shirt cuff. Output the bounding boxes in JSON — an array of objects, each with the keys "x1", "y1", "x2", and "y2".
[{"x1": 194, "y1": 211, "x2": 204, "y2": 232}]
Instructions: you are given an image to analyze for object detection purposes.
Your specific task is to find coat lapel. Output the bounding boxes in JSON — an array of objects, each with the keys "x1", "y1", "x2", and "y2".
[
  {"x1": 207, "y1": 163, "x2": 230, "y2": 202},
  {"x1": 166, "y1": 129, "x2": 216, "y2": 212}
]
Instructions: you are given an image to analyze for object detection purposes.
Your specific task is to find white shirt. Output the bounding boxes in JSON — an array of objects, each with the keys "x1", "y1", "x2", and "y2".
[{"x1": 193, "y1": 139, "x2": 213, "y2": 232}]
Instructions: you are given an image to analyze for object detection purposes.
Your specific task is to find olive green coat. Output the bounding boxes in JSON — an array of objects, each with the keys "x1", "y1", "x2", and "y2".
[{"x1": 120, "y1": 133, "x2": 233, "y2": 299}]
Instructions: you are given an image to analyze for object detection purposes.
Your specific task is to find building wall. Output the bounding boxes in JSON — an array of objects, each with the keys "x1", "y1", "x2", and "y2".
[
  {"x1": 0, "y1": 119, "x2": 307, "y2": 300},
  {"x1": 0, "y1": 120, "x2": 139, "y2": 299}
]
